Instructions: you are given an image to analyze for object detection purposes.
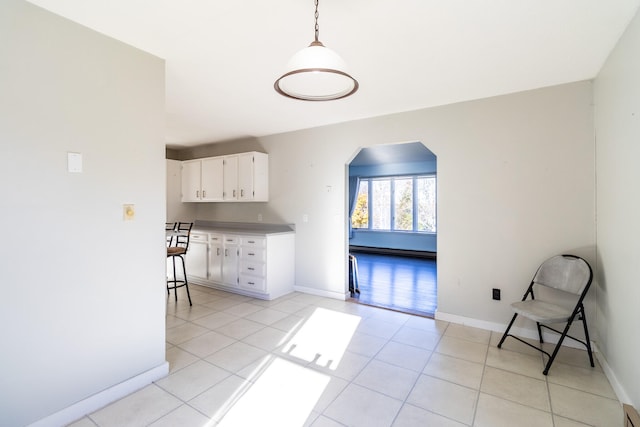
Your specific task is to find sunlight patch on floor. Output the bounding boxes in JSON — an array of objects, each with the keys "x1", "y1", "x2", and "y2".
[
  {"x1": 212, "y1": 307, "x2": 361, "y2": 426},
  {"x1": 281, "y1": 307, "x2": 362, "y2": 369},
  {"x1": 216, "y1": 357, "x2": 329, "y2": 427}
]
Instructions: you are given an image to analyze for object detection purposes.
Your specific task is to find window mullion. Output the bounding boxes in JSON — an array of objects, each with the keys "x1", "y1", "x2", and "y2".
[
  {"x1": 367, "y1": 178, "x2": 372, "y2": 230},
  {"x1": 390, "y1": 177, "x2": 395, "y2": 231},
  {"x1": 412, "y1": 177, "x2": 418, "y2": 231}
]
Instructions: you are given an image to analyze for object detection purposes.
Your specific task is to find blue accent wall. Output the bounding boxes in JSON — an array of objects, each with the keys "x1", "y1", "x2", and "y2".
[
  {"x1": 350, "y1": 160, "x2": 437, "y2": 177},
  {"x1": 349, "y1": 160, "x2": 437, "y2": 252}
]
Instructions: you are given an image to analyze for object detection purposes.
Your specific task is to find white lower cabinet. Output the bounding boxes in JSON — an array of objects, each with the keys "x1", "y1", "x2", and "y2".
[
  {"x1": 208, "y1": 234, "x2": 223, "y2": 282},
  {"x1": 187, "y1": 230, "x2": 294, "y2": 300},
  {"x1": 239, "y1": 236, "x2": 266, "y2": 292},
  {"x1": 185, "y1": 232, "x2": 208, "y2": 279},
  {"x1": 221, "y1": 235, "x2": 239, "y2": 287}
]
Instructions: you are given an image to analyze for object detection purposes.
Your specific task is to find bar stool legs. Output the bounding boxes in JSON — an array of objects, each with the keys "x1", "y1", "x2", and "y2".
[{"x1": 167, "y1": 253, "x2": 192, "y2": 306}]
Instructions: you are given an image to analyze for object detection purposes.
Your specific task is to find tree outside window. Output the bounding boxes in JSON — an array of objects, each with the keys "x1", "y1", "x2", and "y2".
[
  {"x1": 394, "y1": 178, "x2": 413, "y2": 230},
  {"x1": 371, "y1": 179, "x2": 391, "y2": 230},
  {"x1": 351, "y1": 181, "x2": 369, "y2": 228}
]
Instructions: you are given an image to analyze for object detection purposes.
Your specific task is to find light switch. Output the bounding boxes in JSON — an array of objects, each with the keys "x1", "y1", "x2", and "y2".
[
  {"x1": 123, "y1": 204, "x2": 135, "y2": 221},
  {"x1": 67, "y1": 152, "x2": 82, "y2": 173}
]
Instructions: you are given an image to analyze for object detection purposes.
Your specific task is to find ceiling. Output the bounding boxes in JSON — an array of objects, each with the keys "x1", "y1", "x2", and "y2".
[{"x1": 27, "y1": 0, "x2": 640, "y2": 149}]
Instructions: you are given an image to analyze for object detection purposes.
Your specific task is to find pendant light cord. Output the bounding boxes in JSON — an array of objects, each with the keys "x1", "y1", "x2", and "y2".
[{"x1": 314, "y1": 0, "x2": 320, "y2": 42}]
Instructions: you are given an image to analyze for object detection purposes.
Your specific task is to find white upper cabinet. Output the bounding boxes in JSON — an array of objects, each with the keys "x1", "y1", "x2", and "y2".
[
  {"x1": 181, "y1": 157, "x2": 224, "y2": 202},
  {"x1": 223, "y1": 155, "x2": 239, "y2": 201},
  {"x1": 181, "y1": 160, "x2": 202, "y2": 202},
  {"x1": 201, "y1": 157, "x2": 224, "y2": 201},
  {"x1": 183, "y1": 151, "x2": 268, "y2": 203},
  {"x1": 238, "y1": 152, "x2": 268, "y2": 201}
]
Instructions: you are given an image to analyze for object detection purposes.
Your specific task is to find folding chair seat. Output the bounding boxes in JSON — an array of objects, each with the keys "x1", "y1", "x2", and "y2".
[{"x1": 497, "y1": 254, "x2": 594, "y2": 375}]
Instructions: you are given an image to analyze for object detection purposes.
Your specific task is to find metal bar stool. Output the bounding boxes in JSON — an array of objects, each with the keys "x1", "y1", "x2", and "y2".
[
  {"x1": 165, "y1": 222, "x2": 176, "y2": 247},
  {"x1": 166, "y1": 222, "x2": 193, "y2": 306}
]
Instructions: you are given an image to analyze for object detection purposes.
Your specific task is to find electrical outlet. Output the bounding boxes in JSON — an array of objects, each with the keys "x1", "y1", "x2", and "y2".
[{"x1": 492, "y1": 288, "x2": 501, "y2": 301}]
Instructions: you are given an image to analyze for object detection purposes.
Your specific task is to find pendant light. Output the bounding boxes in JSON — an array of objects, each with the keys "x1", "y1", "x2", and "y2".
[{"x1": 274, "y1": 0, "x2": 359, "y2": 101}]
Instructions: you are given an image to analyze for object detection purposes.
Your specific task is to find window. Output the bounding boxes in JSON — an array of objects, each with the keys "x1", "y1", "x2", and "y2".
[{"x1": 351, "y1": 175, "x2": 436, "y2": 233}]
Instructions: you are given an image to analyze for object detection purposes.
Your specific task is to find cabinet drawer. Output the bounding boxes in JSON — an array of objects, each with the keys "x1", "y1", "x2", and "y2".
[
  {"x1": 241, "y1": 236, "x2": 265, "y2": 248},
  {"x1": 223, "y1": 235, "x2": 239, "y2": 245},
  {"x1": 240, "y1": 247, "x2": 266, "y2": 262},
  {"x1": 190, "y1": 233, "x2": 208, "y2": 242},
  {"x1": 239, "y1": 275, "x2": 266, "y2": 292},
  {"x1": 240, "y1": 261, "x2": 265, "y2": 277}
]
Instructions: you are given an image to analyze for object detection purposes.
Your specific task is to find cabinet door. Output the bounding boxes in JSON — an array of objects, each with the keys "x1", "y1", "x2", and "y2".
[
  {"x1": 223, "y1": 155, "x2": 238, "y2": 201},
  {"x1": 185, "y1": 240, "x2": 208, "y2": 279},
  {"x1": 221, "y1": 235, "x2": 239, "y2": 286},
  {"x1": 239, "y1": 152, "x2": 268, "y2": 202},
  {"x1": 181, "y1": 160, "x2": 202, "y2": 202},
  {"x1": 208, "y1": 235, "x2": 223, "y2": 282},
  {"x1": 222, "y1": 244, "x2": 238, "y2": 286},
  {"x1": 237, "y1": 153, "x2": 254, "y2": 201},
  {"x1": 200, "y1": 157, "x2": 224, "y2": 201}
]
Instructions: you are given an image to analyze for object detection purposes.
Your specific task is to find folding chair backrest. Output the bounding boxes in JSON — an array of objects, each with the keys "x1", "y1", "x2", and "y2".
[{"x1": 532, "y1": 255, "x2": 592, "y2": 296}]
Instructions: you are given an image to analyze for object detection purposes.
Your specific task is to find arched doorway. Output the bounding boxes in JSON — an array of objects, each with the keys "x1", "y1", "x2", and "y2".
[{"x1": 347, "y1": 142, "x2": 437, "y2": 317}]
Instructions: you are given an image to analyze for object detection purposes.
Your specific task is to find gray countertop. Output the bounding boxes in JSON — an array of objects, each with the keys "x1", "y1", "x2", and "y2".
[{"x1": 192, "y1": 220, "x2": 295, "y2": 236}]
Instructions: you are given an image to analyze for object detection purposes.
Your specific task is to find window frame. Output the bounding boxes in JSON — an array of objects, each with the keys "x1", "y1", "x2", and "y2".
[{"x1": 351, "y1": 173, "x2": 436, "y2": 233}]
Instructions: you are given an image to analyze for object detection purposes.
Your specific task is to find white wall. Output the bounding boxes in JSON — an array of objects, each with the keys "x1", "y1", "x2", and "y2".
[
  {"x1": 0, "y1": 1, "x2": 166, "y2": 425},
  {"x1": 594, "y1": 7, "x2": 640, "y2": 407},
  {"x1": 196, "y1": 81, "x2": 596, "y2": 323}
]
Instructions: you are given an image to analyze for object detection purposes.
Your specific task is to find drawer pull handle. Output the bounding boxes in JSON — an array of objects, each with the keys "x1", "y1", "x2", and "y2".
[
  {"x1": 248, "y1": 282, "x2": 255, "y2": 285},
  {"x1": 217, "y1": 248, "x2": 220, "y2": 256},
  {"x1": 248, "y1": 252, "x2": 255, "y2": 256},
  {"x1": 248, "y1": 267, "x2": 255, "y2": 271},
  {"x1": 248, "y1": 240, "x2": 255, "y2": 243}
]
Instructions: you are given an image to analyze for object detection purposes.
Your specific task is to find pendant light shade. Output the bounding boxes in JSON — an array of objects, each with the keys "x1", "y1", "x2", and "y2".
[{"x1": 274, "y1": 1, "x2": 358, "y2": 101}]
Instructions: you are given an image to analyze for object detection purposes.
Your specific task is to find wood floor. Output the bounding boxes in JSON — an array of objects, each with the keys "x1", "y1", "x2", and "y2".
[{"x1": 350, "y1": 252, "x2": 437, "y2": 318}]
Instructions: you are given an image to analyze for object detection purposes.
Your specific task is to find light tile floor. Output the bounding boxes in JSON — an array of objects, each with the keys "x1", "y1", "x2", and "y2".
[{"x1": 69, "y1": 285, "x2": 622, "y2": 427}]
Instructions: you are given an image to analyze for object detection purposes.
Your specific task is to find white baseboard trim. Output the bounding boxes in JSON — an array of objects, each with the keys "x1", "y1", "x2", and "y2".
[
  {"x1": 592, "y1": 343, "x2": 631, "y2": 404},
  {"x1": 434, "y1": 310, "x2": 594, "y2": 350},
  {"x1": 293, "y1": 285, "x2": 348, "y2": 301},
  {"x1": 435, "y1": 311, "x2": 507, "y2": 334},
  {"x1": 29, "y1": 362, "x2": 169, "y2": 427}
]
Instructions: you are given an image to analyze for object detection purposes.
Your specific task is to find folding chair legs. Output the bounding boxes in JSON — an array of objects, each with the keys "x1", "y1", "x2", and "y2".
[
  {"x1": 536, "y1": 322, "x2": 544, "y2": 343},
  {"x1": 497, "y1": 313, "x2": 518, "y2": 348},
  {"x1": 582, "y1": 310, "x2": 595, "y2": 367},
  {"x1": 498, "y1": 307, "x2": 595, "y2": 375},
  {"x1": 541, "y1": 307, "x2": 594, "y2": 375}
]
